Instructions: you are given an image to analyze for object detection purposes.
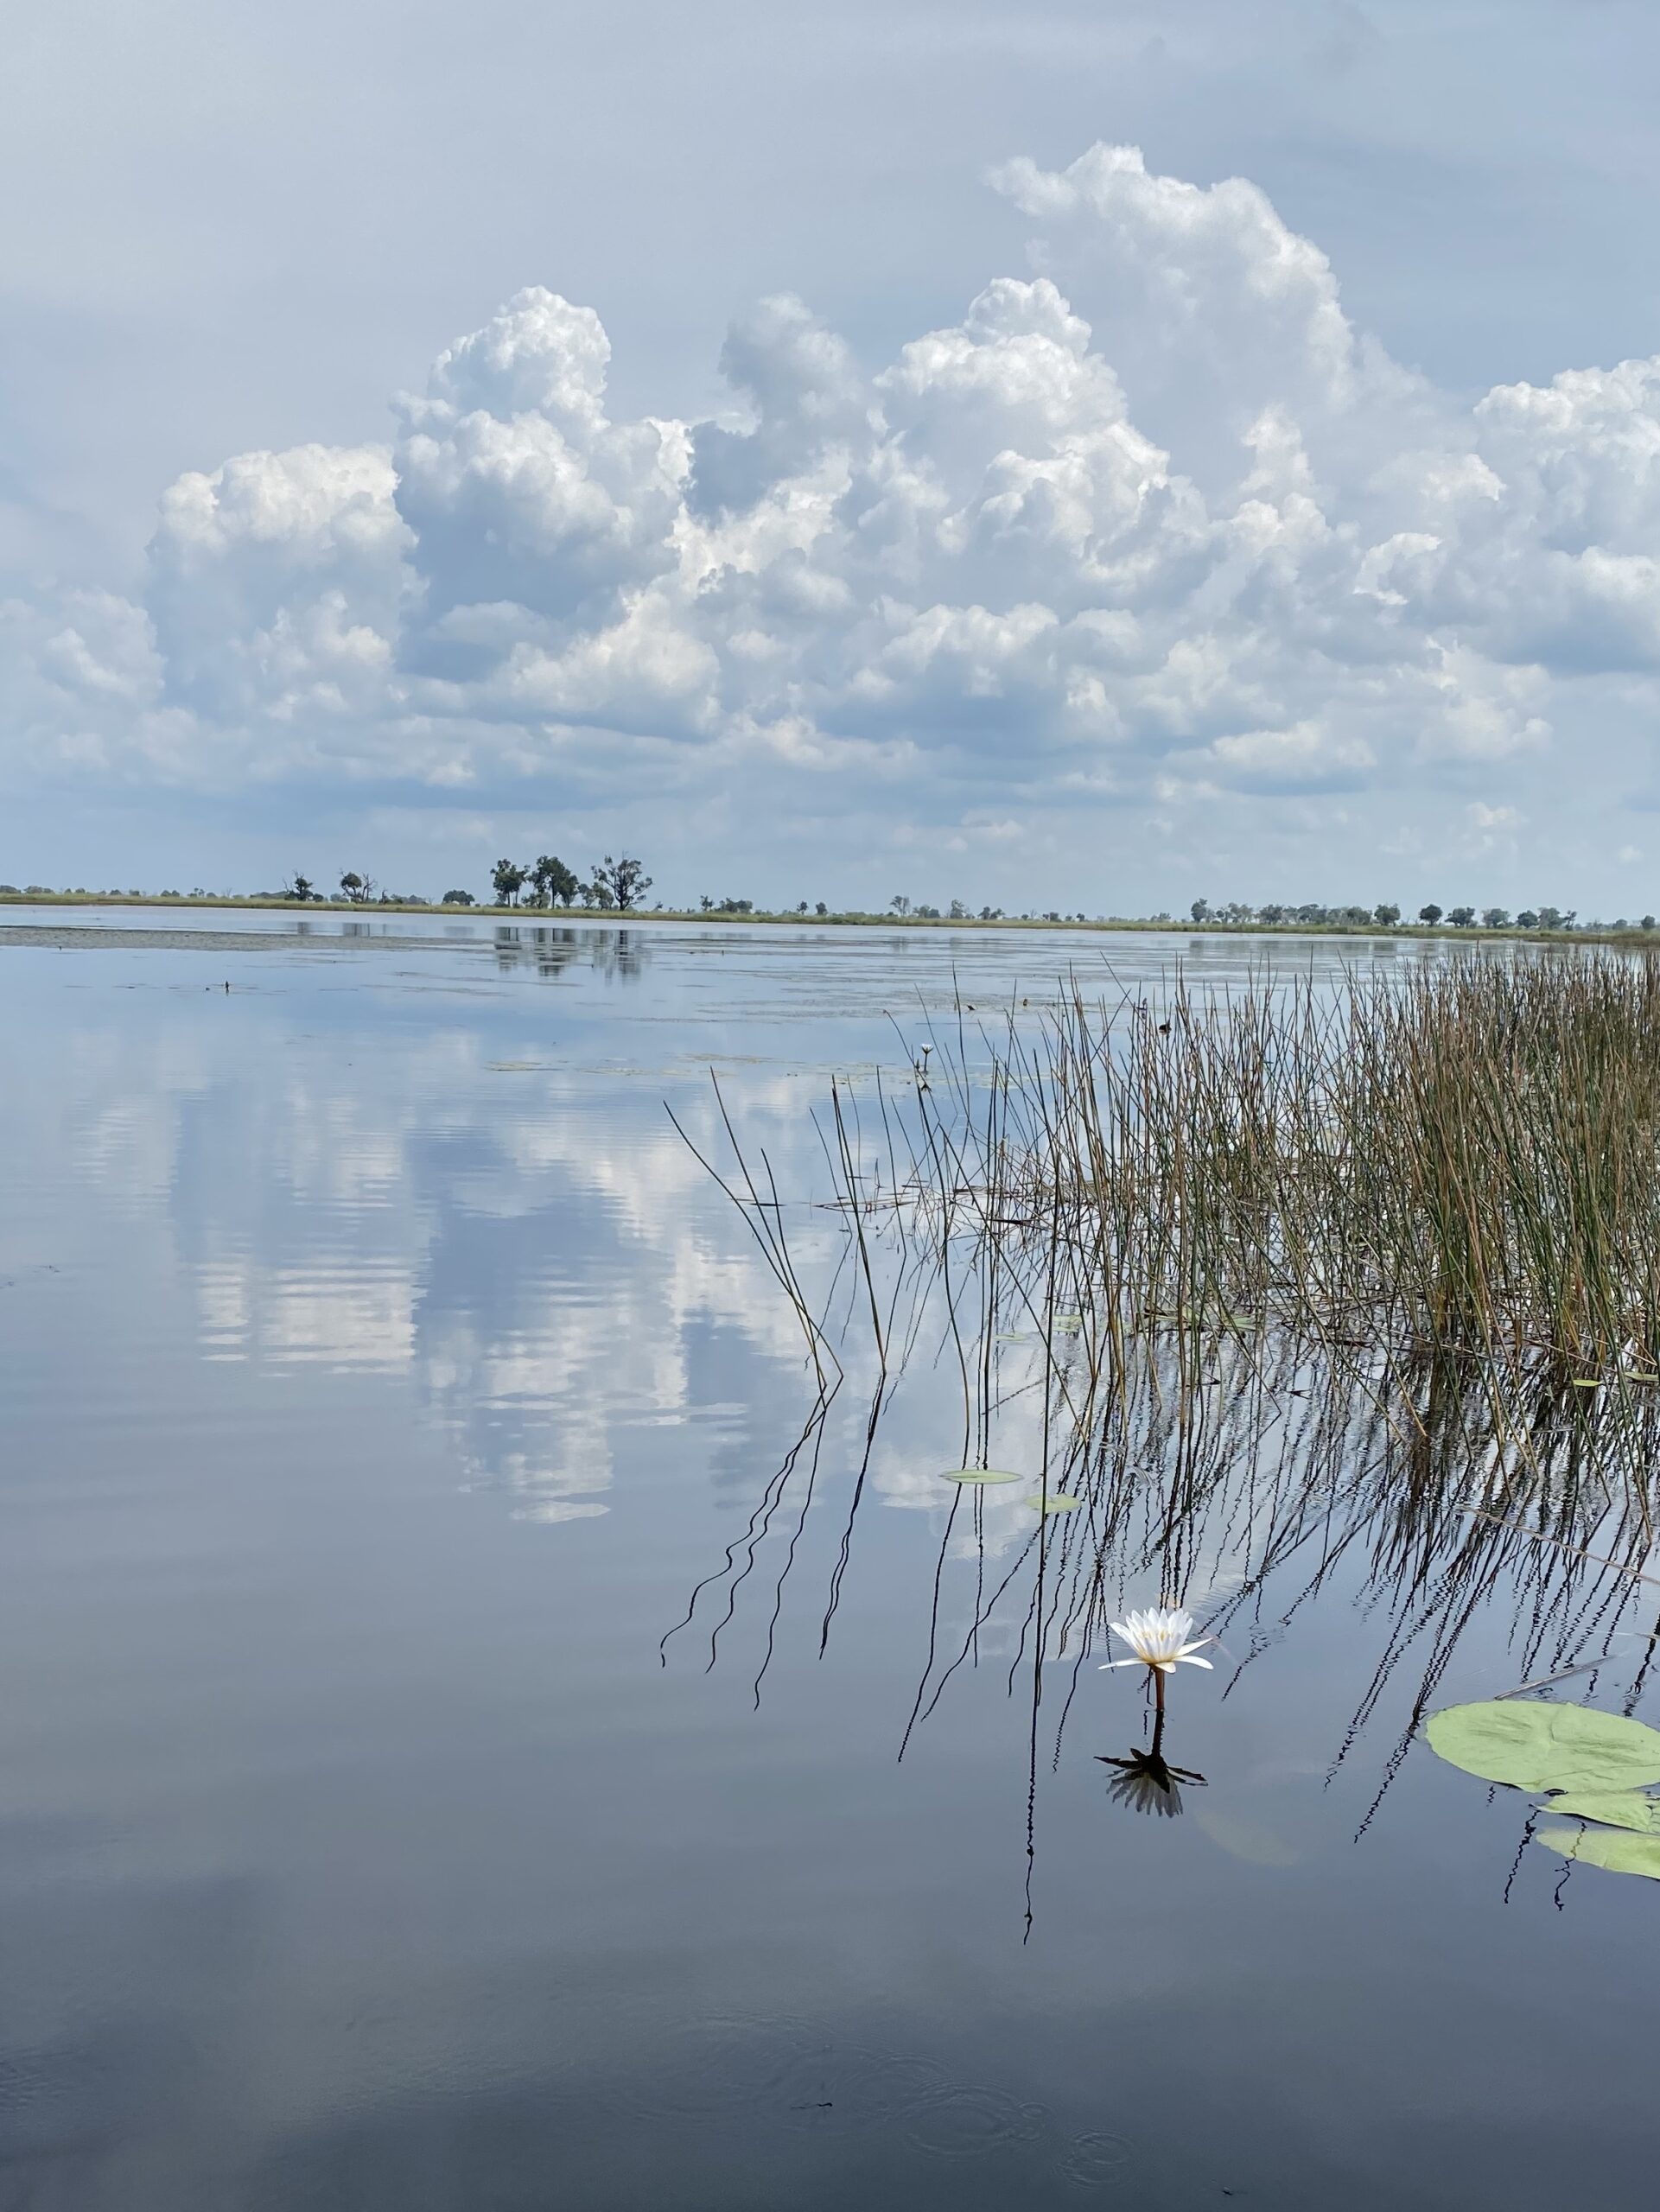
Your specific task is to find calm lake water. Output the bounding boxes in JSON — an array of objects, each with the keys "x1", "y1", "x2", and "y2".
[{"x1": 0, "y1": 911, "x2": 1654, "y2": 2210}]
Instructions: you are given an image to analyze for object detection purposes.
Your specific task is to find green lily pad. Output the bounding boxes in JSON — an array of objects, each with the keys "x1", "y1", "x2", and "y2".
[
  {"x1": 1424, "y1": 1700, "x2": 1660, "y2": 1793},
  {"x1": 1533, "y1": 1823, "x2": 1660, "y2": 1881},
  {"x1": 1542, "y1": 1789, "x2": 1660, "y2": 1834},
  {"x1": 941, "y1": 1468, "x2": 1023, "y2": 1485},
  {"x1": 1025, "y1": 1491, "x2": 1084, "y2": 1513}
]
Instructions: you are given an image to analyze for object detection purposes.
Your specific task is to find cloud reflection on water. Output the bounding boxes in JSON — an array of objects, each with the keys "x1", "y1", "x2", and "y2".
[{"x1": 40, "y1": 951, "x2": 839, "y2": 1527}]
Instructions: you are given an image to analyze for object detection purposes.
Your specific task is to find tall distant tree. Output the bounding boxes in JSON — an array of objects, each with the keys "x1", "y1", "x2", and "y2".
[
  {"x1": 1418, "y1": 903, "x2": 1443, "y2": 925},
  {"x1": 530, "y1": 855, "x2": 580, "y2": 906},
  {"x1": 590, "y1": 854, "x2": 652, "y2": 911},
  {"x1": 339, "y1": 872, "x2": 375, "y2": 904},
  {"x1": 441, "y1": 888, "x2": 475, "y2": 906},
  {"x1": 1190, "y1": 898, "x2": 1211, "y2": 922},
  {"x1": 1447, "y1": 906, "x2": 1476, "y2": 926},
  {"x1": 1373, "y1": 902, "x2": 1401, "y2": 926},
  {"x1": 285, "y1": 874, "x2": 315, "y2": 901},
  {"x1": 1481, "y1": 906, "x2": 1511, "y2": 929},
  {"x1": 890, "y1": 893, "x2": 912, "y2": 916},
  {"x1": 491, "y1": 858, "x2": 528, "y2": 907}
]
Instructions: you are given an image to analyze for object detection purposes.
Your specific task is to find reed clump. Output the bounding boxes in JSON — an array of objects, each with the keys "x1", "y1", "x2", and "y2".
[
  {"x1": 922, "y1": 954, "x2": 1660, "y2": 1374},
  {"x1": 677, "y1": 952, "x2": 1660, "y2": 1742},
  {"x1": 802, "y1": 950, "x2": 1660, "y2": 1564}
]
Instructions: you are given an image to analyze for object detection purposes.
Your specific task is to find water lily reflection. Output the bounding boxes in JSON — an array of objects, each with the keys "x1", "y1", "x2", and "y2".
[{"x1": 1097, "y1": 1741, "x2": 1208, "y2": 1818}]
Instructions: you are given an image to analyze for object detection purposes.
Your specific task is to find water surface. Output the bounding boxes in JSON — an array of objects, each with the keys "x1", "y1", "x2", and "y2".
[{"x1": 0, "y1": 913, "x2": 1652, "y2": 2209}]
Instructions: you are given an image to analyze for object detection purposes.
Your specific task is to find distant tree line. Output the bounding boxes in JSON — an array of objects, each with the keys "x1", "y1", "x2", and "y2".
[
  {"x1": 1185, "y1": 899, "x2": 1657, "y2": 932},
  {"x1": 13, "y1": 873, "x2": 1647, "y2": 936},
  {"x1": 486, "y1": 854, "x2": 652, "y2": 909},
  {"x1": 276, "y1": 855, "x2": 655, "y2": 912}
]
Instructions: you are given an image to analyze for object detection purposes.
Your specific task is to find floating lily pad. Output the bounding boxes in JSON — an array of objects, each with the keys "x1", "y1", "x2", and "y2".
[
  {"x1": 940, "y1": 1468, "x2": 1023, "y2": 1485},
  {"x1": 1542, "y1": 1789, "x2": 1660, "y2": 1834},
  {"x1": 1533, "y1": 1823, "x2": 1660, "y2": 1881},
  {"x1": 1025, "y1": 1491, "x2": 1084, "y2": 1513},
  {"x1": 1425, "y1": 1700, "x2": 1660, "y2": 1793}
]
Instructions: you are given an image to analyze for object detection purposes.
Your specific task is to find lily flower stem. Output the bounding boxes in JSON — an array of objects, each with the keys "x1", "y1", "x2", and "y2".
[{"x1": 1151, "y1": 1667, "x2": 1166, "y2": 1742}]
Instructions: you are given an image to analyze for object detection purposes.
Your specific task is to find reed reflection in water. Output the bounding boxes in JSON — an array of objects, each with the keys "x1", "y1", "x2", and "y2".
[{"x1": 674, "y1": 955, "x2": 1660, "y2": 1885}]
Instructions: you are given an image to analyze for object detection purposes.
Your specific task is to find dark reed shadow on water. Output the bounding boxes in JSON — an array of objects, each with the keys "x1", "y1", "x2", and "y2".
[{"x1": 667, "y1": 953, "x2": 1660, "y2": 1851}]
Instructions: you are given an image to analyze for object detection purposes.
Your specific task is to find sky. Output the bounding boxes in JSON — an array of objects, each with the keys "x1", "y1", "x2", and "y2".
[{"x1": 4, "y1": 0, "x2": 1660, "y2": 915}]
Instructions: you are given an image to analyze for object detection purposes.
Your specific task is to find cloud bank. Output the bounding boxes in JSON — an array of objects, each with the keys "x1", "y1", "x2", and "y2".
[{"x1": 7, "y1": 143, "x2": 1660, "y2": 883}]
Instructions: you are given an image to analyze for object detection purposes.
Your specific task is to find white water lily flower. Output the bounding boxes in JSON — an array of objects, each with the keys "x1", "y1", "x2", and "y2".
[{"x1": 1100, "y1": 1606, "x2": 1215, "y2": 1674}]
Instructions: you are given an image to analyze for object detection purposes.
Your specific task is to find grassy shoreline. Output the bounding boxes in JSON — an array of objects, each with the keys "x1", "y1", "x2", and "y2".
[{"x1": 0, "y1": 888, "x2": 1651, "y2": 950}]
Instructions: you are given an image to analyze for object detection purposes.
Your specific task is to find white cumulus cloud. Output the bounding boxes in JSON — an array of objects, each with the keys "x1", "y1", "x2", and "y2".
[{"x1": 10, "y1": 142, "x2": 1660, "y2": 870}]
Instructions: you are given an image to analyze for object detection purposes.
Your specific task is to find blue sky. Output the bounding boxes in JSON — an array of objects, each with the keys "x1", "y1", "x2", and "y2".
[{"x1": 4, "y1": 1, "x2": 1660, "y2": 913}]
